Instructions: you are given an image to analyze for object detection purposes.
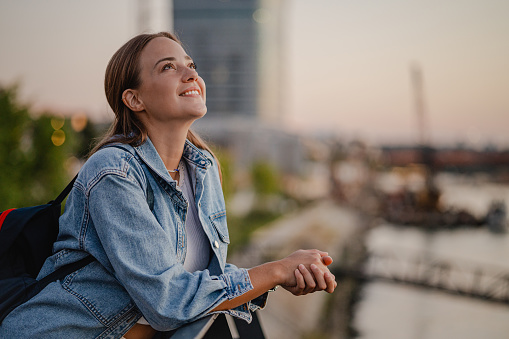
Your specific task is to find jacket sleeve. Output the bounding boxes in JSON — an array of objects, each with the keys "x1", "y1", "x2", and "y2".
[{"x1": 87, "y1": 164, "x2": 254, "y2": 331}]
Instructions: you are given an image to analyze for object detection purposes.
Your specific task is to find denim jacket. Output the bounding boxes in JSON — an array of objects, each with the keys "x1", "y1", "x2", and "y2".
[{"x1": 0, "y1": 138, "x2": 265, "y2": 338}]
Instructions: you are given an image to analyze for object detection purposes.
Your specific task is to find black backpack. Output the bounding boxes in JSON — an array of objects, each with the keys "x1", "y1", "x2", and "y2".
[{"x1": 0, "y1": 176, "x2": 93, "y2": 323}]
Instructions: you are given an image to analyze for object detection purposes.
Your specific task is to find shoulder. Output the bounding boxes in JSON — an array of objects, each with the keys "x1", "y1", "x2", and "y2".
[
  {"x1": 86, "y1": 144, "x2": 139, "y2": 172},
  {"x1": 78, "y1": 144, "x2": 145, "y2": 191}
]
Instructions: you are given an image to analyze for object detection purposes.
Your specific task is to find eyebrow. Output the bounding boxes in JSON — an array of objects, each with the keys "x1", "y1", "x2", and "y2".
[{"x1": 153, "y1": 56, "x2": 192, "y2": 70}]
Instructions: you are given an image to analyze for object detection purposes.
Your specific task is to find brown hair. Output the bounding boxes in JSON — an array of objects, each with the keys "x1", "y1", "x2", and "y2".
[{"x1": 89, "y1": 32, "x2": 221, "y2": 180}]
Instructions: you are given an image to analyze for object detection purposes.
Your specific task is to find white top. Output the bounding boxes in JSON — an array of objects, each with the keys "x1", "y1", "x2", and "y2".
[{"x1": 178, "y1": 160, "x2": 211, "y2": 272}]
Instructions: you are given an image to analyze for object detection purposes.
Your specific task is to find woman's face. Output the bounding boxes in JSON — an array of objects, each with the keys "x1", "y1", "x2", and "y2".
[{"x1": 134, "y1": 37, "x2": 207, "y2": 123}]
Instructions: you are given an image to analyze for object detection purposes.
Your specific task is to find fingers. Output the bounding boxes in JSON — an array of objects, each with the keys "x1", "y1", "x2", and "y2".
[
  {"x1": 316, "y1": 250, "x2": 329, "y2": 257},
  {"x1": 324, "y1": 272, "x2": 337, "y2": 293},
  {"x1": 305, "y1": 250, "x2": 334, "y2": 267},
  {"x1": 311, "y1": 264, "x2": 337, "y2": 293},
  {"x1": 282, "y1": 263, "x2": 337, "y2": 296},
  {"x1": 294, "y1": 268, "x2": 306, "y2": 291},
  {"x1": 298, "y1": 264, "x2": 317, "y2": 294},
  {"x1": 300, "y1": 264, "x2": 337, "y2": 294},
  {"x1": 289, "y1": 250, "x2": 332, "y2": 266},
  {"x1": 310, "y1": 264, "x2": 328, "y2": 291},
  {"x1": 282, "y1": 267, "x2": 311, "y2": 296}
]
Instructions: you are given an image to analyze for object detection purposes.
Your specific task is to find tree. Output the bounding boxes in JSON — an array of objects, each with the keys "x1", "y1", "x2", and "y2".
[{"x1": 0, "y1": 84, "x2": 77, "y2": 210}]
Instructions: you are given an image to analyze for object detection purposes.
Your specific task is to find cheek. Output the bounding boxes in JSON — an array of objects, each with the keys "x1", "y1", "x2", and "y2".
[{"x1": 198, "y1": 77, "x2": 206, "y2": 99}]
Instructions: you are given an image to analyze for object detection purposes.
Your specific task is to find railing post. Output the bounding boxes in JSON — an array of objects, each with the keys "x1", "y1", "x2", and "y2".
[{"x1": 233, "y1": 311, "x2": 266, "y2": 339}]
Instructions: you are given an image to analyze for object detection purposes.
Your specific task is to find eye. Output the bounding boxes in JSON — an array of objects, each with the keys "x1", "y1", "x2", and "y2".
[
  {"x1": 188, "y1": 62, "x2": 197, "y2": 70},
  {"x1": 162, "y1": 62, "x2": 176, "y2": 71}
]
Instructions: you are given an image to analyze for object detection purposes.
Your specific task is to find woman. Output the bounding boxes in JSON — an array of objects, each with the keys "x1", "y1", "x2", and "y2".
[{"x1": 0, "y1": 32, "x2": 336, "y2": 338}]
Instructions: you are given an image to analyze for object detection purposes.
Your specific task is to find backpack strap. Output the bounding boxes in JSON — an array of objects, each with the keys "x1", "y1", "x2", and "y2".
[
  {"x1": 27, "y1": 174, "x2": 91, "y2": 297},
  {"x1": 30, "y1": 255, "x2": 95, "y2": 298},
  {"x1": 51, "y1": 174, "x2": 78, "y2": 206}
]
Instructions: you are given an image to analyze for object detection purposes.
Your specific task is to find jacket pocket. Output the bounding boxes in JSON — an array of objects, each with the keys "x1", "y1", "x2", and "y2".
[
  {"x1": 61, "y1": 260, "x2": 136, "y2": 327},
  {"x1": 209, "y1": 210, "x2": 230, "y2": 264},
  {"x1": 209, "y1": 210, "x2": 230, "y2": 244}
]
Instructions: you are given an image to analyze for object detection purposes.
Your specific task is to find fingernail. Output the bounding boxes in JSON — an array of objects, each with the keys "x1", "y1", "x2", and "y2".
[
  {"x1": 299, "y1": 264, "x2": 305, "y2": 269},
  {"x1": 311, "y1": 264, "x2": 317, "y2": 269}
]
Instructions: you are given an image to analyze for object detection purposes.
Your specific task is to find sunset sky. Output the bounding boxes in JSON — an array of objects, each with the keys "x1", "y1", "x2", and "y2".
[{"x1": 1, "y1": 0, "x2": 508, "y2": 146}]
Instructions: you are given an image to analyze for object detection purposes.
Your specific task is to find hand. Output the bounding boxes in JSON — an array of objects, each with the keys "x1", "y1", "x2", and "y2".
[
  {"x1": 282, "y1": 264, "x2": 337, "y2": 296},
  {"x1": 219, "y1": 249, "x2": 336, "y2": 313},
  {"x1": 276, "y1": 249, "x2": 337, "y2": 296}
]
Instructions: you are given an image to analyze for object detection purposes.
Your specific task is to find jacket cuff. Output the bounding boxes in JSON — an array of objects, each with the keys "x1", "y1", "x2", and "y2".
[
  {"x1": 249, "y1": 292, "x2": 269, "y2": 311},
  {"x1": 213, "y1": 270, "x2": 270, "y2": 323},
  {"x1": 216, "y1": 291, "x2": 269, "y2": 323},
  {"x1": 219, "y1": 268, "x2": 253, "y2": 300}
]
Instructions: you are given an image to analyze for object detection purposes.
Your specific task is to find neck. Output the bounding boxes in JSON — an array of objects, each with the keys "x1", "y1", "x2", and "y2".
[{"x1": 144, "y1": 120, "x2": 191, "y2": 172}]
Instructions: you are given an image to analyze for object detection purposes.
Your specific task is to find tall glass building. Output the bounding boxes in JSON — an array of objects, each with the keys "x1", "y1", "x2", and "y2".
[
  {"x1": 173, "y1": 0, "x2": 259, "y2": 120},
  {"x1": 173, "y1": 0, "x2": 287, "y2": 126}
]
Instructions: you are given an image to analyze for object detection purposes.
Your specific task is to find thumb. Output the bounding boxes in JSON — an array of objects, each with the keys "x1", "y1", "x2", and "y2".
[{"x1": 321, "y1": 256, "x2": 333, "y2": 266}]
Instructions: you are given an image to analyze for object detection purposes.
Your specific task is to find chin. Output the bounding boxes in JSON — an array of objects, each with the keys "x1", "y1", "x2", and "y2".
[{"x1": 194, "y1": 106, "x2": 207, "y2": 118}]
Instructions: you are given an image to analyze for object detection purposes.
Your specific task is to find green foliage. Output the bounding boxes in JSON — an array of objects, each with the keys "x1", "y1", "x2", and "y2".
[
  {"x1": 211, "y1": 146, "x2": 235, "y2": 204},
  {"x1": 251, "y1": 161, "x2": 281, "y2": 196},
  {"x1": 0, "y1": 84, "x2": 77, "y2": 209},
  {"x1": 226, "y1": 161, "x2": 286, "y2": 254},
  {"x1": 227, "y1": 209, "x2": 281, "y2": 254}
]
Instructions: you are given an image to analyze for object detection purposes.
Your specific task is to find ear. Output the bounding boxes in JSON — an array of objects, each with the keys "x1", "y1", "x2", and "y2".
[{"x1": 122, "y1": 89, "x2": 145, "y2": 112}]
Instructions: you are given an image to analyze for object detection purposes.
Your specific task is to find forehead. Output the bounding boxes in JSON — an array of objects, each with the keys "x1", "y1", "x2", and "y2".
[{"x1": 140, "y1": 37, "x2": 188, "y2": 65}]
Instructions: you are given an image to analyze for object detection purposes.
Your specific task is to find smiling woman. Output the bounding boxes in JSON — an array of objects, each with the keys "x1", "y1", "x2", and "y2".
[{"x1": 0, "y1": 32, "x2": 337, "y2": 339}]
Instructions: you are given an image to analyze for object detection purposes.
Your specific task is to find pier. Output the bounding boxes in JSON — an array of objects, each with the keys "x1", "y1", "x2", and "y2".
[{"x1": 333, "y1": 251, "x2": 509, "y2": 306}]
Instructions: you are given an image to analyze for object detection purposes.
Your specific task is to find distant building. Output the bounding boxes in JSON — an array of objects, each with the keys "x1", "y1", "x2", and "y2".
[{"x1": 172, "y1": 0, "x2": 287, "y2": 126}]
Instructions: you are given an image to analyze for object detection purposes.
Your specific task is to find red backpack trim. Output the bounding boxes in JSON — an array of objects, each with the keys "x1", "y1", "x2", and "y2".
[{"x1": 0, "y1": 209, "x2": 16, "y2": 232}]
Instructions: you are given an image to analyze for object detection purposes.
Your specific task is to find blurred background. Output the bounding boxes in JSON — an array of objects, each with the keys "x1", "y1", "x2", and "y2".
[{"x1": 1, "y1": 0, "x2": 509, "y2": 338}]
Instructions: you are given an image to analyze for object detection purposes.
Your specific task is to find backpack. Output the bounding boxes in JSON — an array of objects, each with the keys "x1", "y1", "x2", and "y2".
[{"x1": 0, "y1": 175, "x2": 93, "y2": 323}]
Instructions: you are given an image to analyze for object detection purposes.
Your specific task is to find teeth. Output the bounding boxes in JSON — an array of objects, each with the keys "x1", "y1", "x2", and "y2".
[{"x1": 181, "y1": 90, "x2": 199, "y2": 96}]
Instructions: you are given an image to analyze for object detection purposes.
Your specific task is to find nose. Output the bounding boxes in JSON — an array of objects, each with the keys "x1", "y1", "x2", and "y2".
[{"x1": 183, "y1": 67, "x2": 198, "y2": 82}]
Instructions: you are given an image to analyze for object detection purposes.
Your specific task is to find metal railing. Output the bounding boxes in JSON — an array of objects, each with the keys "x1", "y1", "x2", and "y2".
[{"x1": 163, "y1": 311, "x2": 266, "y2": 339}]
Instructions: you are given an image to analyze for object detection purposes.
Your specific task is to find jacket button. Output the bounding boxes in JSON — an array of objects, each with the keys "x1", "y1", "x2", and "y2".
[{"x1": 214, "y1": 240, "x2": 219, "y2": 248}]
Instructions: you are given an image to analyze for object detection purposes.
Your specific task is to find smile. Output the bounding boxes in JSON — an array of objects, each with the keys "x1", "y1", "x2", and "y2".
[{"x1": 180, "y1": 90, "x2": 200, "y2": 96}]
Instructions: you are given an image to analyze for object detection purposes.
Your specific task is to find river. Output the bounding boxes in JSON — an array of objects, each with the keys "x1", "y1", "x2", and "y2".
[{"x1": 354, "y1": 174, "x2": 509, "y2": 339}]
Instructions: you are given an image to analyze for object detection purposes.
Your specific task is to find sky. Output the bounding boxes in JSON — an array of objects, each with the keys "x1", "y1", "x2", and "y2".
[{"x1": 0, "y1": 0, "x2": 508, "y2": 147}]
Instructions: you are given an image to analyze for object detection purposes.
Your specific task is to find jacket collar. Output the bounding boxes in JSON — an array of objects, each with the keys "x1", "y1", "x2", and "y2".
[{"x1": 132, "y1": 137, "x2": 212, "y2": 184}]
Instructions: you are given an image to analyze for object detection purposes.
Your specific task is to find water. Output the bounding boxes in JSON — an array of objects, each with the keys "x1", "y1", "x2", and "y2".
[{"x1": 354, "y1": 175, "x2": 509, "y2": 339}]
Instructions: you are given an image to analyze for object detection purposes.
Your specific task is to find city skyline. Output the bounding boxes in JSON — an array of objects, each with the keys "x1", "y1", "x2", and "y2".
[{"x1": 0, "y1": 0, "x2": 508, "y2": 147}]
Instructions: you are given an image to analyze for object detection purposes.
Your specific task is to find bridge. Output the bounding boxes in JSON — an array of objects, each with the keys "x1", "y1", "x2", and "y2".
[{"x1": 332, "y1": 251, "x2": 509, "y2": 306}]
